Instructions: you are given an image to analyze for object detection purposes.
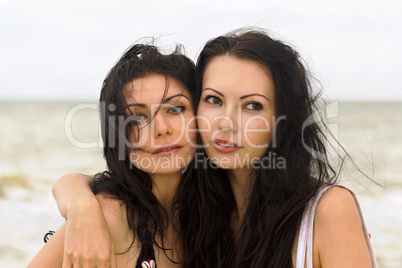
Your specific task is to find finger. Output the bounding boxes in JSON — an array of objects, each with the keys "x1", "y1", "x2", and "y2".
[
  {"x1": 92, "y1": 245, "x2": 112, "y2": 268},
  {"x1": 110, "y1": 242, "x2": 117, "y2": 268},
  {"x1": 62, "y1": 256, "x2": 73, "y2": 268},
  {"x1": 71, "y1": 255, "x2": 84, "y2": 268},
  {"x1": 83, "y1": 258, "x2": 98, "y2": 268}
]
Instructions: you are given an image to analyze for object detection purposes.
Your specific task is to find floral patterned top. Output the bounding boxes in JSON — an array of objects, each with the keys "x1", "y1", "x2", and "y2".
[{"x1": 141, "y1": 259, "x2": 156, "y2": 268}]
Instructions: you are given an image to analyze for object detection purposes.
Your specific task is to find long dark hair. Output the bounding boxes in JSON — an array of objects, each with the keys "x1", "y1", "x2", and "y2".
[
  {"x1": 89, "y1": 43, "x2": 195, "y2": 267},
  {"x1": 180, "y1": 30, "x2": 338, "y2": 267}
]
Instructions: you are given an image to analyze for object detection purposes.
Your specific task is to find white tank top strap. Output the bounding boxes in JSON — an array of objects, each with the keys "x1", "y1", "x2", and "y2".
[{"x1": 295, "y1": 185, "x2": 378, "y2": 268}]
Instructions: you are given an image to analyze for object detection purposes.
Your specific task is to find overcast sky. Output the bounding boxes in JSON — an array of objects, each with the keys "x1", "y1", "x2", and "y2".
[{"x1": 1, "y1": 0, "x2": 401, "y2": 101}]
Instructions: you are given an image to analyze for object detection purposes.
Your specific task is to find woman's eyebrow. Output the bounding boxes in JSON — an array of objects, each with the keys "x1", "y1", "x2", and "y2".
[
  {"x1": 240, "y1": 93, "x2": 270, "y2": 102},
  {"x1": 202, "y1": 88, "x2": 224, "y2": 97},
  {"x1": 124, "y1": 94, "x2": 190, "y2": 110},
  {"x1": 202, "y1": 89, "x2": 269, "y2": 102},
  {"x1": 163, "y1": 93, "x2": 190, "y2": 103},
  {"x1": 125, "y1": 103, "x2": 146, "y2": 109}
]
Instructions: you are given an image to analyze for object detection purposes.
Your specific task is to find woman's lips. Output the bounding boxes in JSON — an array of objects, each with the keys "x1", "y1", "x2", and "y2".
[
  {"x1": 212, "y1": 139, "x2": 241, "y2": 153},
  {"x1": 152, "y1": 144, "x2": 182, "y2": 156}
]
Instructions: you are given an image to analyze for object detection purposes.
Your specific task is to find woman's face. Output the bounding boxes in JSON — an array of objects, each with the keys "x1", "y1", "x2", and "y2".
[
  {"x1": 197, "y1": 55, "x2": 276, "y2": 171},
  {"x1": 124, "y1": 74, "x2": 196, "y2": 175}
]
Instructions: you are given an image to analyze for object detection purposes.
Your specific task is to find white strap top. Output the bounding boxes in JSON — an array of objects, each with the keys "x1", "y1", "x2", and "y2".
[{"x1": 295, "y1": 185, "x2": 378, "y2": 268}]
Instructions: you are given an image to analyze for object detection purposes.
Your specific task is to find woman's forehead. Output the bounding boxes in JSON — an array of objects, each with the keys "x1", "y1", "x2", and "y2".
[
  {"x1": 124, "y1": 74, "x2": 191, "y2": 105},
  {"x1": 202, "y1": 56, "x2": 274, "y2": 99}
]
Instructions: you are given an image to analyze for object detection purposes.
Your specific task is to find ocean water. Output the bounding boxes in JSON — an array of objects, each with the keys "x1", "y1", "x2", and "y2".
[{"x1": 0, "y1": 101, "x2": 401, "y2": 267}]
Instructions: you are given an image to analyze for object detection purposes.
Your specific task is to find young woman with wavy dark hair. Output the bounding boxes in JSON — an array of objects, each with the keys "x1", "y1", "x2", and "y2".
[
  {"x1": 28, "y1": 43, "x2": 197, "y2": 268},
  {"x1": 179, "y1": 30, "x2": 377, "y2": 267},
  {"x1": 39, "y1": 30, "x2": 377, "y2": 268}
]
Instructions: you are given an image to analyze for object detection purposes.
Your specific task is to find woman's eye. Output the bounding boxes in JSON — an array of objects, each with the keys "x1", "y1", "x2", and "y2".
[
  {"x1": 204, "y1": 95, "x2": 222, "y2": 105},
  {"x1": 245, "y1": 102, "x2": 263, "y2": 111},
  {"x1": 168, "y1": 106, "x2": 185, "y2": 113},
  {"x1": 130, "y1": 114, "x2": 146, "y2": 123}
]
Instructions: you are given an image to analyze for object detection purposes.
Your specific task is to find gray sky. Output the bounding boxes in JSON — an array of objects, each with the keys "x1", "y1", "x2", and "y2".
[{"x1": 1, "y1": 0, "x2": 401, "y2": 101}]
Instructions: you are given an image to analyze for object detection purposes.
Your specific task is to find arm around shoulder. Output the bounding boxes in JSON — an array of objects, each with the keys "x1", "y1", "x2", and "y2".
[
  {"x1": 51, "y1": 174, "x2": 117, "y2": 267},
  {"x1": 52, "y1": 173, "x2": 94, "y2": 218},
  {"x1": 313, "y1": 186, "x2": 372, "y2": 268}
]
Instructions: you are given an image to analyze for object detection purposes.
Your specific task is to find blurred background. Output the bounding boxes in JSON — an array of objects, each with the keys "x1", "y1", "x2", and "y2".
[{"x1": 1, "y1": 0, "x2": 401, "y2": 267}]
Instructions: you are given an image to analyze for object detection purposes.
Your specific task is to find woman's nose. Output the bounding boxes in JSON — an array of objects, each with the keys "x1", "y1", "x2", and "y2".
[
  {"x1": 153, "y1": 113, "x2": 172, "y2": 138},
  {"x1": 216, "y1": 103, "x2": 239, "y2": 133}
]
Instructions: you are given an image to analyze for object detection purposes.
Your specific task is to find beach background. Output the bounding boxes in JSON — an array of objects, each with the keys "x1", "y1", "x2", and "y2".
[
  {"x1": 0, "y1": 100, "x2": 401, "y2": 267},
  {"x1": 1, "y1": 0, "x2": 401, "y2": 267}
]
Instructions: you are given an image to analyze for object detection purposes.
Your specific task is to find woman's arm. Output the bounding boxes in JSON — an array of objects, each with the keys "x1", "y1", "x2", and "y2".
[
  {"x1": 27, "y1": 223, "x2": 66, "y2": 268},
  {"x1": 28, "y1": 216, "x2": 117, "y2": 267},
  {"x1": 52, "y1": 173, "x2": 115, "y2": 267},
  {"x1": 52, "y1": 173, "x2": 94, "y2": 218},
  {"x1": 314, "y1": 186, "x2": 373, "y2": 268}
]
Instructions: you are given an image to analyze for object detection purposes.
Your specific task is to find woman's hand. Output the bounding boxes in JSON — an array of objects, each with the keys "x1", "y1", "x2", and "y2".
[
  {"x1": 53, "y1": 173, "x2": 116, "y2": 267},
  {"x1": 62, "y1": 195, "x2": 116, "y2": 267}
]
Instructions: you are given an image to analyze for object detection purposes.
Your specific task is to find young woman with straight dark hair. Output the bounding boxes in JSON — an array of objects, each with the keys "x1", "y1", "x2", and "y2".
[{"x1": 180, "y1": 29, "x2": 377, "y2": 267}]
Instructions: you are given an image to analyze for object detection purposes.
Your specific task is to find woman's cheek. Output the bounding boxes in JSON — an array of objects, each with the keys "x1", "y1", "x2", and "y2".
[
  {"x1": 131, "y1": 126, "x2": 151, "y2": 149},
  {"x1": 186, "y1": 115, "x2": 197, "y2": 143},
  {"x1": 243, "y1": 117, "x2": 273, "y2": 147},
  {"x1": 197, "y1": 108, "x2": 213, "y2": 135}
]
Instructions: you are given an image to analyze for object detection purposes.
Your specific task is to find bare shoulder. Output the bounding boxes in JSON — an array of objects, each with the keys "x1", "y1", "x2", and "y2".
[
  {"x1": 95, "y1": 193, "x2": 126, "y2": 230},
  {"x1": 27, "y1": 223, "x2": 66, "y2": 267},
  {"x1": 96, "y1": 193, "x2": 138, "y2": 265},
  {"x1": 313, "y1": 186, "x2": 372, "y2": 267},
  {"x1": 315, "y1": 186, "x2": 357, "y2": 218},
  {"x1": 95, "y1": 193, "x2": 122, "y2": 209}
]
